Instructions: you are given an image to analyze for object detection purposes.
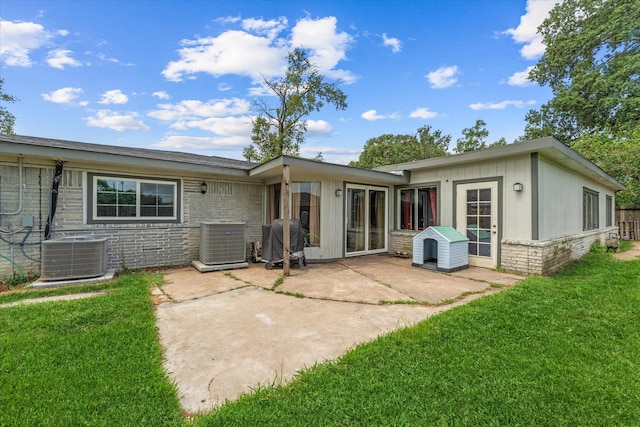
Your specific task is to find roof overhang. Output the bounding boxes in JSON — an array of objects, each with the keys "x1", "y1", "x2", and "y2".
[
  {"x1": 375, "y1": 137, "x2": 625, "y2": 192},
  {"x1": 250, "y1": 155, "x2": 409, "y2": 185},
  {"x1": 0, "y1": 135, "x2": 252, "y2": 177}
]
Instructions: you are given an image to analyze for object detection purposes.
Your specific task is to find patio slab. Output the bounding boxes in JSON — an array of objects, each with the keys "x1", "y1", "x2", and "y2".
[{"x1": 155, "y1": 255, "x2": 524, "y2": 414}]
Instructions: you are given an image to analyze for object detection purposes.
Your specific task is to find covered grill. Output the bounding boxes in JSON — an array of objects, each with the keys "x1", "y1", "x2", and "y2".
[{"x1": 261, "y1": 219, "x2": 306, "y2": 270}]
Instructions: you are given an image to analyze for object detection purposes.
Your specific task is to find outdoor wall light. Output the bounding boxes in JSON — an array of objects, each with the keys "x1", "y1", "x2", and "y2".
[
  {"x1": 335, "y1": 188, "x2": 343, "y2": 197},
  {"x1": 513, "y1": 182, "x2": 524, "y2": 192},
  {"x1": 200, "y1": 181, "x2": 208, "y2": 194}
]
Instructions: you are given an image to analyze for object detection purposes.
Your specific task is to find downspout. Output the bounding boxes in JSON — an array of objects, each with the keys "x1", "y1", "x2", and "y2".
[
  {"x1": 44, "y1": 160, "x2": 64, "y2": 240},
  {"x1": 0, "y1": 155, "x2": 23, "y2": 215}
]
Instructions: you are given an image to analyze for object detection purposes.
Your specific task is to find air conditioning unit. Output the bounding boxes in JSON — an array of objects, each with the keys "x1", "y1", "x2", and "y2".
[
  {"x1": 199, "y1": 222, "x2": 246, "y2": 265},
  {"x1": 41, "y1": 236, "x2": 109, "y2": 281}
]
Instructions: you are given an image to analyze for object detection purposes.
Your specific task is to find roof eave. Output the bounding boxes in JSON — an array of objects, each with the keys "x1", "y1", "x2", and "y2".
[{"x1": 0, "y1": 140, "x2": 250, "y2": 177}]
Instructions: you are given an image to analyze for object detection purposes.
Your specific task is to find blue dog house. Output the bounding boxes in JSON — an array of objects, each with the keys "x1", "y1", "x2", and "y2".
[{"x1": 412, "y1": 226, "x2": 469, "y2": 272}]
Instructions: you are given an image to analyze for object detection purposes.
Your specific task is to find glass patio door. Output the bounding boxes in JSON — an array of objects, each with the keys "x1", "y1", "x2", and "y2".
[
  {"x1": 456, "y1": 182, "x2": 499, "y2": 268},
  {"x1": 346, "y1": 185, "x2": 388, "y2": 255}
]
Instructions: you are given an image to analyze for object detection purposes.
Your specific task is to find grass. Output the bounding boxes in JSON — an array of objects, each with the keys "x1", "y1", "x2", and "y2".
[
  {"x1": 0, "y1": 272, "x2": 183, "y2": 426},
  {"x1": 1, "y1": 248, "x2": 638, "y2": 426},
  {"x1": 196, "y1": 250, "x2": 640, "y2": 426}
]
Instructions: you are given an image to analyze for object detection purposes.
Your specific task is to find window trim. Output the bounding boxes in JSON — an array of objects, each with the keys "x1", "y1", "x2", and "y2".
[
  {"x1": 583, "y1": 187, "x2": 599, "y2": 231},
  {"x1": 87, "y1": 173, "x2": 181, "y2": 224},
  {"x1": 396, "y1": 183, "x2": 440, "y2": 231},
  {"x1": 606, "y1": 195, "x2": 613, "y2": 227}
]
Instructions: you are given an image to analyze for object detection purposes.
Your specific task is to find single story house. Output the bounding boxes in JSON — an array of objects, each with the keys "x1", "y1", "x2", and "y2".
[{"x1": 0, "y1": 134, "x2": 623, "y2": 278}]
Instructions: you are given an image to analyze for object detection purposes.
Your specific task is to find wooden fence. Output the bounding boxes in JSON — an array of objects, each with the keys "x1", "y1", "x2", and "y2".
[
  {"x1": 616, "y1": 207, "x2": 639, "y2": 240},
  {"x1": 618, "y1": 221, "x2": 639, "y2": 240}
]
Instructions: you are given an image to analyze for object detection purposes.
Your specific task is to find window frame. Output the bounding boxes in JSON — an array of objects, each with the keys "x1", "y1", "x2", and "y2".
[
  {"x1": 267, "y1": 181, "x2": 321, "y2": 247},
  {"x1": 87, "y1": 173, "x2": 181, "y2": 224},
  {"x1": 583, "y1": 187, "x2": 599, "y2": 231},
  {"x1": 396, "y1": 184, "x2": 439, "y2": 231},
  {"x1": 606, "y1": 195, "x2": 613, "y2": 227}
]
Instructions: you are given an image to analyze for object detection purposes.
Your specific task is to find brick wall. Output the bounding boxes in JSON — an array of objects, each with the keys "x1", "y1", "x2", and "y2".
[
  {"x1": 501, "y1": 226, "x2": 617, "y2": 275},
  {"x1": 389, "y1": 231, "x2": 416, "y2": 257},
  {"x1": 0, "y1": 162, "x2": 264, "y2": 278},
  {"x1": 390, "y1": 227, "x2": 617, "y2": 276}
]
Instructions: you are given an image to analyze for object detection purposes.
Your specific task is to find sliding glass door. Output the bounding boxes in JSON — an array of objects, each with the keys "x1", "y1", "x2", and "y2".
[{"x1": 346, "y1": 185, "x2": 388, "y2": 255}]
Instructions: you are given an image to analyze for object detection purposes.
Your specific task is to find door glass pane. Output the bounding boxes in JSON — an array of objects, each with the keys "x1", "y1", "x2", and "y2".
[
  {"x1": 347, "y1": 189, "x2": 365, "y2": 252},
  {"x1": 465, "y1": 187, "x2": 492, "y2": 258},
  {"x1": 369, "y1": 190, "x2": 386, "y2": 250}
]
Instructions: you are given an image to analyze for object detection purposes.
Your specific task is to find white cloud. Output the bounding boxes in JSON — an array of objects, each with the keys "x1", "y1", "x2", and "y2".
[
  {"x1": 214, "y1": 16, "x2": 241, "y2": 25},
  {"x1": 46, "y1": 48, "x2": 81, "y2": 69},
  {"x1": 306, "y1": 119, "x2": 333, "y2": 136},
  {"x1": 382, "y1": 33, "x2": 401, "y2": 53},
  {"x1": 148, "y1": 98, "x2": 251, "y2": 122},
  {"x1": 0, "y1": 20, "x2": 52, "y2": 66},
  {"x1": 503, "y1": 0, "x2": 562, "y2": 60},
  {"x1": 162, "y1": 15, "x2": 356, "y2": 84},
  {"x1": 99, "y1": 89, "x2": 128, "y2": 104},
  {"x1": 469, "y1": 100, "x2": 536, "y2": 110},
  {"x1": 154, "y1": 135, "x2": 248, "y2": 150},
  {"x1": 162, "y1": 30, "x2": 284, "y2": 81},
  {"x1": 291, "y1": 16, "x2": 355, "y2": 81},
  {"x1": 409, "y1": 107, "x2": 440, "y2": 119},
  {"x1": 218, "y1": 83, "x2": 232, "y2": 92},
  {"x1": 170, "y1": 116, "x2": 252, "y2": 135},
  {"x1": 507, "y1": 66, "x2": 535, "y2": 86},
  {"x1": 41, "y1": 87, "x2": 83, "y2": 104},
  {"x1": 84, "y1": 110, "x2": 150, "y2": 131},
  {"x1": 361, "y1": 109, "x2": 399, "y2": 121},
  {"x1": 152, "y1": 91, "x2": 170, "y2": 100},
  {"x1": 426, "y1": 65, "x2": 459, "y2": 89},
  {"x1": 241, "y1": 17, "x2": 288, "y2": 40}
]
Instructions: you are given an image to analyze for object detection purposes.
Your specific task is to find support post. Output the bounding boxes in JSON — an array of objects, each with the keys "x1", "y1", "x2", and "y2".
[{"x1": 282, "y1": 165, "x2": 291, "y2": 275}]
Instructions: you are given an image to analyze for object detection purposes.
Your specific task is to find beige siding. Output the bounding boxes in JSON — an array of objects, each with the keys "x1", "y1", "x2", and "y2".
[
  {"x1": 537, "y1": 157, "x2": 616, "y2": 240},
  {"x1": 407, "y1": 154, "x2": 533, "y2": 240}
]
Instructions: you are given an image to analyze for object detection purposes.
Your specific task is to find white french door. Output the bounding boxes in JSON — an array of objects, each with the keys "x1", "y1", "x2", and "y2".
[
  {"x1": 456, "y1": 182, "x2": 499, "y2": 268},
  {"x1": 346, "y1": 185, "x2": 388, "y2": 256}
]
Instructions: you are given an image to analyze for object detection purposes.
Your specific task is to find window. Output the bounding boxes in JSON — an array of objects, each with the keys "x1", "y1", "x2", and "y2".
[
  {"x1": 606, "y1": 196, "x2": 613, "y2": 227},
  {"x1": 398, "y1": 186, "x2": 438, "y2": 230},
  {"x1": 583, "y1": 188, "x2": 599, "y2": 231},
  {"x1": 267, "y1": 182, "x2": 321, "y2": 246},
  {"x1": 89, "y1": 174, "x2": 179, "y2": 223}
]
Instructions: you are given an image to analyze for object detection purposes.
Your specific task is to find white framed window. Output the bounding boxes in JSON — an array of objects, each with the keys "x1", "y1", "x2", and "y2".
[
  {"x1": 397, "y1": 186, "x2": 438, "y2": 231},
  {"x1": 583, "y1": 188, "x2": 599, "y2": 231},
  {"x1": 88, "y1": 174, "x2": 179, "y2": 223},
  {"x1": 606, "y1": 195, "x2": 613, "y2": 227}
]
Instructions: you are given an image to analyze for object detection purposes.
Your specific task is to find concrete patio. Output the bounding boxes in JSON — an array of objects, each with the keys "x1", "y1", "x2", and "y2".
[{"x1": 154, "y1": 255, "x2": 523, "y2": 414}]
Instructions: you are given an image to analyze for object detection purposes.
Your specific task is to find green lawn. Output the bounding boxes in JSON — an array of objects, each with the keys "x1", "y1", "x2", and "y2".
[{"x1": 1, "y1": 247, "x2": 639, "y2": 426}]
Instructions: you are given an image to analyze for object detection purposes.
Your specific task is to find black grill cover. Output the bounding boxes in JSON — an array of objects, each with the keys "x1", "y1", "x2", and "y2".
[{"x1": 261, "y1": 219, "x2": 305, "y2": 263}]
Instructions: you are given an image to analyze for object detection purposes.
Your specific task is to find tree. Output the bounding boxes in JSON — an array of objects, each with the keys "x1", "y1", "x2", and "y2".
[
  {"x1": 572, "y1": 128, "x2": 640, "y2": 207},
  {"x1": 455, "y1": 120, "x2": 489, "y2": 153},
  {"x1": 350, "y1": 125, "x2": 450, "y2": 168},
  {"x1": 0, "y1": 78, "x2": 18, "y2": 134},
  {"x1": 243, "y1": 49, "x2": 348, "y2": 163},
  {"x1": 522, "y1": 0, "x2": 640, "y2": 141}
]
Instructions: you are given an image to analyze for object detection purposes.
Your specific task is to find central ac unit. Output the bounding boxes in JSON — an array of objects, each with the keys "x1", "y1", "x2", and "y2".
[
  {"x1": 41, "y1": 236, "x2": 108, "y2": 281},
  {"x1": 199, "y1": 222, "x2": 246, "y2": 265}
]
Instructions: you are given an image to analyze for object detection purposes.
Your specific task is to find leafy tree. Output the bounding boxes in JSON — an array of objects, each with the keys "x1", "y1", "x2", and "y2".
[
  {"x1": 455, "y1": 120, "x2": 508, "y2": 153},
  {"x1": 522, "y1": 0, "x2": 640, "y2": 141},
  {"x1": 455, "y1": 119, "x2": 489, "y2": 153},
  {"x1": 351, "y1": 125, "x2": 450, "y2": 168},
  {"x1": 572, "y1": 128, "x2": 640, "y2": 207},
  {"x1": 243, "y1": 49, "x2": 348, "y2": 163},
  {"x1": 0, "y1": 78, "x2": 18, "y2": 135}
]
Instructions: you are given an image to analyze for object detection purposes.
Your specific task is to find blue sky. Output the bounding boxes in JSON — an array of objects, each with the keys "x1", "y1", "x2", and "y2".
[{"x1": 1, "y1": 0, "x2": 560, "y2": 164}]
